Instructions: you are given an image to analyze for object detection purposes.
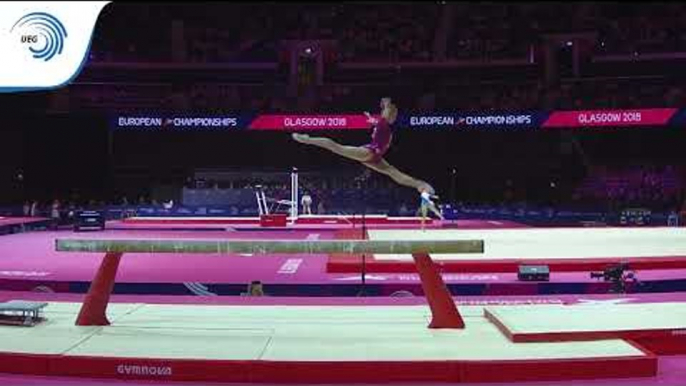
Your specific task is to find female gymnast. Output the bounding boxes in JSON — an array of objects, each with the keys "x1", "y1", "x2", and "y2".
[
  {"x1": 419, "y1": 189, "x2": 444, "y2": 230},
  {"x1": 292, "y1": 97, "x2": 436, "y2": 195}
]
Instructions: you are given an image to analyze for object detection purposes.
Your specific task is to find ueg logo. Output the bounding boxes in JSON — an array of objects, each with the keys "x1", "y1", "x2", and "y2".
[
  {"x1": 117, "y1": 364, "x2": 173, "y2": 377},
  {"x1": 10, "y1": 12, "x2": 67, "y2": 62},
  {"x1": 0, "y1": 2, "x2": 109, "y2": 91}
]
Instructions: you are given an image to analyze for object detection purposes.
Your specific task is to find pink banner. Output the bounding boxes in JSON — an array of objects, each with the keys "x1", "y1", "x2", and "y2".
[
  {"x1": 249, "y1": 114, "x2": 371, "y2": 130},
  {"x1": 542, "y1": 108, "x2": 677, "y2": 128}
]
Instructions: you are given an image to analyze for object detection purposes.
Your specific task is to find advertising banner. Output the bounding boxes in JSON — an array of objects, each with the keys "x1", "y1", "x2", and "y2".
[{"x1": 109, "y1": 109, "x2": 686, "y2": 131}]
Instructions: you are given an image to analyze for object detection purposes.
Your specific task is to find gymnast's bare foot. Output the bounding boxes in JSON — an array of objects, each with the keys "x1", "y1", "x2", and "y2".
[{"x1": 292, "y1": 133, "x2": 311, "y2": 144}]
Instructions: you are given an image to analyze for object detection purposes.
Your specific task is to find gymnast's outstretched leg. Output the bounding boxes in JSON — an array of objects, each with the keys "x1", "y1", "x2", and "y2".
[
  {"x1": 292, "y1": 97, "x2": 436, "y2": 194},
  {"x1": 293, "y1": 133, "x2": 435, "y2": 194},
  {"x1": 292, "y1": 133, "x2": 373, "y2": 163},
  {"x1": 363, "y1": 158, "x2": 435, "y2": 194},
  {"x1": 427, "y1": 201, "x2": 444, "y2": 220},
  {"x1": 420, "y1": 203, "x2": 429, "y2": 230}
]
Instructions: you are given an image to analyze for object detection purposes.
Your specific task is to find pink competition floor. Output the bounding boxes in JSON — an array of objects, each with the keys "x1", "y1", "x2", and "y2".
[
  {"x1": 3, "y1": 228, "x2": 686, "y2": 286},
  {"x1": 0, "y1": 218, "x2": 685, "y2": 288},
  {"x1": 0, "y1": 216, "x2": 50, "y2": 226},
  {"x1": 0, "y1": 216, "x2": 48, "y2": 224},
  {"x1": 107, "y1": 218, "x2": 530, "y2": 230},
  {"x1": 3, "y1": 289, "x2": 686, "y2": 305},
  {"x1": 1, "y1": 217, "x2": 686, "y2": 385},
  {"x1": 1, "y1": 229, "x2": 336, "y2": 284},
  {"x1": 0, "y1": 291, "x2": 685, "y2": 386}
]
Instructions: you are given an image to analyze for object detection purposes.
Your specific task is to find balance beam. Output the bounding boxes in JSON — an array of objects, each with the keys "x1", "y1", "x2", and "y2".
[
  {"x1": 56, "y1": 238, "x2": 484, "y2": 329},
  {"x1": 56, "y1": 239, "x2": 484, "y2": 254}
]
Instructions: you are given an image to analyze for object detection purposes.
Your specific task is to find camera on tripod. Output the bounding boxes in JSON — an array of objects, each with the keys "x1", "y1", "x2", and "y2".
[
  {"x1": 590, "y1": 263, "x2": 637, "y2": 293},
  {"x1": 590, "y1": 263, "x2": 630, "y2": 281}
]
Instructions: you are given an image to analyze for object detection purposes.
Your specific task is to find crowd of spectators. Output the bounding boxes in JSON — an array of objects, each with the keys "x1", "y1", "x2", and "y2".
[
  {"x1": 90, "y1": 3, "x2": 440, "y2": 63},
  {"x1": 56, "y1": 2, "x2": 686, "y2": 115},
  {"x1": 448, "y1": 3, "x2": 538, "y2": 61},
  {"x1": 592, "y1": 3, "x2": 686, "y2": 55},
  {"x1": 547, "y1": 78, "x2": 686, "y2": 110},
  {"x1": 62, "y1": 74, "x2": 686, "y2": 114},
  {"x1": 333, "y1": 3, "x2": 438, "y2": 62},
  {"x1": 448, "y1": 3, "x2": 686, "y2": 60},
  {"x1": 182, "y1": 170, "x2": 418, "y2": 215},
  {"x1": 573, "y1": 164, "x2": 684, "y2": 211},
  {"x1": 20, "y1": 164, "x2": 685, "y2": 220},
  {"x1": 67, "y1": 83, "x2": 291, "y2": 114},
  {"x1": 89, "y1": 4, "x2": 173, "y2": 62},
  {"x1": 88, "y1": 3, "x2": 686, "y2": 64},
  {"x1": 12, "y1": 5, "x2": 686, "y2": 220}
]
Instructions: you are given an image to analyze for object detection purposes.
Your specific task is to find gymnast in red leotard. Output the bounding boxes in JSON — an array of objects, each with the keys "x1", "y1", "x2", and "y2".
[{"x1": 292, "y1": 97, "x2": 435, "y2": 194}]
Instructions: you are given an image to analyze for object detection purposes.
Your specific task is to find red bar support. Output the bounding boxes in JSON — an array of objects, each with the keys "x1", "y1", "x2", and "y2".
[
  {"x1": 75, "y1": 252, "x2": 123, "y2": 326},
  {"x1": 412, "y1": 253, "x2": 464, "y2": 329}
]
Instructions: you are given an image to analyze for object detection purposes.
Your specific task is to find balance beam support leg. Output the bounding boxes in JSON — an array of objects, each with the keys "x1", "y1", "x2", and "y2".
[
  {"x1": 412, "y1": 253, "x2": 464, "y2": 329},
  {"x1": 76, "y1": 252, "x2": 122, "y2": 326}
]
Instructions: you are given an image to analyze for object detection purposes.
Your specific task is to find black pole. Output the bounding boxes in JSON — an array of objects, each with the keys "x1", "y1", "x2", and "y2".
[
  {"x1": 450, "y1": 168, "x2": 456, "y2": 205},
  {"x1": 357, "y1": 169, "x2": 368, "y2": 297},
  {"x1": 360, "y1": 199, "x2": 367, "y2": 295}
]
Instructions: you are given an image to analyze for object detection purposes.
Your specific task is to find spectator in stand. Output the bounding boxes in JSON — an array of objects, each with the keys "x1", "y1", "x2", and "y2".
[
  {"x1": 66, "y1": 201, "x2": 77, "y2": 223},
  {"x1": 50, "y1": 199, "x2": 61, "y2": 229},
  {"x1": 30, "y1": 201, "x2": 39, "y2": 217},
  {"x1": 245, "y1": 280, "x2": 266, "y2": 297}
]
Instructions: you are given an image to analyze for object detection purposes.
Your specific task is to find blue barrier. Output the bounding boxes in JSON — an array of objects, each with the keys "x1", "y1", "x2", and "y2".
[
  {"x1": 0, "y1": 203, "x2": 678, "y2": 227},
  {"x1": 442, "y1": 204, "x2": 673, "y2": 226}
]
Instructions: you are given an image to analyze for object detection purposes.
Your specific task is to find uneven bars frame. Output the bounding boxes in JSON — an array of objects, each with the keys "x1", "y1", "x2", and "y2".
[{"x1": 291, "y1": 167, "x2": 298, "y2": 223}]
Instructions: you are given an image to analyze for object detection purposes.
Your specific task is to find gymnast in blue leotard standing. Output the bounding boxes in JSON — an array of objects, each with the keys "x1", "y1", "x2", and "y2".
[{"x1": 419, "y1": 189, "x2": 444, "y2": 229}]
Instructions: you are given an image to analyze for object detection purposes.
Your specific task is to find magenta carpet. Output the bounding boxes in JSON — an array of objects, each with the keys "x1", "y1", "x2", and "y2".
[
  {"x1": 0, "y1": 219, "x2": 685, "y2": 385},
  {"x1": 0, "y1": 217, "x2": 50, "y2": 226},
  {"x1": 1, "y1": 228, "x2": 686, "y2": 288},
  {"x1": 0, "y1": 230, "x2": 332, "y2": 283},
  {"x1": 1, "y1": 229, "x2": 685, "y2": 286},
  {"x1": 107, "y1": 218, "x2": 531, "y2": 230},
  {"x1": 3, "y1": 289, "x2": 686, "y2": 305}
]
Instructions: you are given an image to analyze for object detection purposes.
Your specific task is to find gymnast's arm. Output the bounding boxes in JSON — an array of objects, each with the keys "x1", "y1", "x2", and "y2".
[{"x1": 364, "y1": 111, "x2": 378, "y2": 125}]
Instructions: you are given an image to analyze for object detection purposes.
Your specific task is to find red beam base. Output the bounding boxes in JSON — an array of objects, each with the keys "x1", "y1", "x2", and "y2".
[
  {"x1": 412, "y1": 253, "x2": 464, "y2": 329},
  {"x1": 75, "y1": 252, "x2": 123, "y2": 326}
]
